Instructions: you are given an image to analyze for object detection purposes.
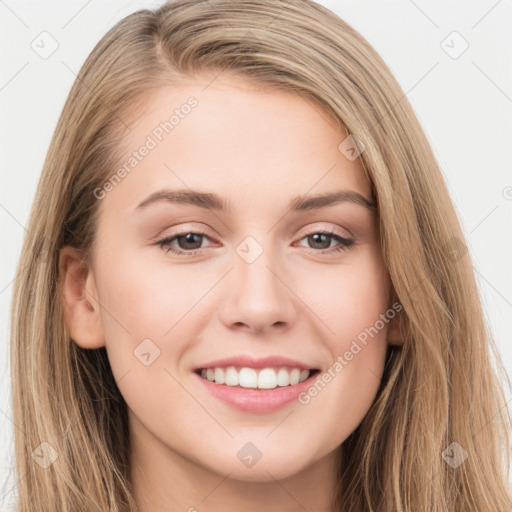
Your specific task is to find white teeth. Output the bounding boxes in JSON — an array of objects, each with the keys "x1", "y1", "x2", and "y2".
[
  {"x1": 289, "y1": 368, "x2": 300, "y2": 385},
  {"x1": 200, "y1": 366, "x2": 311, "y2": 389},
  {"x1": 225, "y1": 366, "x2": 239, "y2": 386},
  {"x1": 214, "y1": 367, "x2": 225, "y2": 385},
  {"x1": 258, "y1": 368, "x2": 277, "y2": 389},
  {"x1": 239, "y1": 368, "x2": 258, "y2": 388},
  {"x1": 277, "y1": 368, "x2": 290, "y2": 386}
]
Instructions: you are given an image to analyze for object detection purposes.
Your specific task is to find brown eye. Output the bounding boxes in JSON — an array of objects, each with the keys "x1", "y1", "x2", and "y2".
[
  {"x1": 175, "y1": 233, "x2": 204, "y2": 250},
  {"x1": 157, "y1": 231, "x2": 213, "y2": 255},
  {"x1": 296, "y1": 230, "x2": 355, "y2": 255},
  {"x1": 306, "y1": 233, "x2": 333, "y2": 250}
]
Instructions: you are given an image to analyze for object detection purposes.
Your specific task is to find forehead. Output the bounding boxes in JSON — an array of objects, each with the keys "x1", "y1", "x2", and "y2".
[{"x1": 101, "y1": 74, "x2": 372, "y2": 215}]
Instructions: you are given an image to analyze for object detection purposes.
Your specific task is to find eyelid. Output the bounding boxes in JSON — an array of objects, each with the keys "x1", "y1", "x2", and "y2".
[
  {"x1": 299, "y1": 224, "x2": 353, "y2": 240},
  {"x1": 153, "y1": 222, "x2": 217, "y2": 241}
]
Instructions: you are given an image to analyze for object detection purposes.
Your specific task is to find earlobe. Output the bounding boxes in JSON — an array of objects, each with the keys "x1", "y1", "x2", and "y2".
[{"x1": 58, "y1": 246, "x2": 105, "y2": 349}]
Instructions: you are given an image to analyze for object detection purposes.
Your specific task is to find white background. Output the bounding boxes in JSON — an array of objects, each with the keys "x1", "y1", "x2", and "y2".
[{"x1": 1, "y1": 0, "x2": 511, "y2": 507}]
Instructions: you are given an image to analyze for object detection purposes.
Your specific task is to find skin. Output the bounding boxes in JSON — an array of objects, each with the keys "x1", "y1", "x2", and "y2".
[{"x1": 59, "y1": 73, "x2": 403, "y2": 512}]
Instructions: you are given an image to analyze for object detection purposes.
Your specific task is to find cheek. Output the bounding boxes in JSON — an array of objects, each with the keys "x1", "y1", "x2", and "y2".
[
  {"x1": 299, "y1": 304, "x2": 389, "y2": 446},
  {"x1": 95, "y1": 247, "x2": 213, "y2": 335},
  {"x1": 295, "y1": 252, "x2": 390, "y2": 432},
  {"x1": 92, "y1": 252, "x2": 201, "y2": 424},
  {"x1": 307, "y1": 349, "x2": 386, "y2": 446},
  {"x1": 93, "y1": 249, "x2": 224, "y2": 386},
  {"x1": 297, "y1": 251, "x2": 390, "y2": 342}
]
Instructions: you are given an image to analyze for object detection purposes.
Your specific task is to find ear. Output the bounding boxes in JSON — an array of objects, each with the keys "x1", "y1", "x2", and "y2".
[
  {"x1": 58, "y1": 246, "x2": 105, "y2": 349},
  {"x1": 386, "y1": 310, "x2": 404, "y2": 347}
]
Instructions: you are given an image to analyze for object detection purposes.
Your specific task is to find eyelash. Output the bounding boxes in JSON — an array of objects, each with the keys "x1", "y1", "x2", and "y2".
[{"x1": 156, "y1": 228, "x2": 355, "y2": 256}]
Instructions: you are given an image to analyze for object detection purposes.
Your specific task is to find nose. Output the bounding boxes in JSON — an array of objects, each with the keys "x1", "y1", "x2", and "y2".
[{"x1": 217, "y1": 244, "x2": 297, "y2": 334}]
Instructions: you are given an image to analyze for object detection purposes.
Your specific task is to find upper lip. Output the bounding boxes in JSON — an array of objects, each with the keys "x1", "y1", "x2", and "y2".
[{"x1": 195, "y1": 355, "x2": 318, "y2": 371}]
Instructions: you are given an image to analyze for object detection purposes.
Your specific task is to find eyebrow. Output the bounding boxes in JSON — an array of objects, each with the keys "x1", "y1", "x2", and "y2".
[{"x1": 133, "y1": 188, "x2": 377, "y2": 214}]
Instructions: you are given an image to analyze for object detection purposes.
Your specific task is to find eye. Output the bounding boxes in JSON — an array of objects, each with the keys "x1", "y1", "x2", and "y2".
[
  {"x1": 156, "y1": 227, "x2": 354, "y2": 257},
  {"x1": 295, "y1": 228, "x2": 355, "y2": 254},
  {"x1": 156, "y1": 231, "x2": 214, "y2": 255}
]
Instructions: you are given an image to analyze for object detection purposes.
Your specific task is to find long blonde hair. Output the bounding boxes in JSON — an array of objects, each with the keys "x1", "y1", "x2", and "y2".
[{"x1": 9, "y1": 0, "x2": 512, "y2": 510}]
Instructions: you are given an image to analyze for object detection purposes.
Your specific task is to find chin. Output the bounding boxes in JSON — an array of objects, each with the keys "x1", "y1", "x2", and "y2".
[{"x1": 198, "y1": 449, "x2": 316, "y2": 483}]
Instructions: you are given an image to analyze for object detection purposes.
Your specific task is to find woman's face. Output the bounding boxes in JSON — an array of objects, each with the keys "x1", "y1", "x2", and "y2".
[{"x1": 61, "y1": 74, "x2": 400, "y2": 485}]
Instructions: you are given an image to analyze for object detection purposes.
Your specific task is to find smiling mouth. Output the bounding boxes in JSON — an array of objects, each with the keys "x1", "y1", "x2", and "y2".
[{"x1": 194, "y1": 366, "x2": 320, "y2": 390}]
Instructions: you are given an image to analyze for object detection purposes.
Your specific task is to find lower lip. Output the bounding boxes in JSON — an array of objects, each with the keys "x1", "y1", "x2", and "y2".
[{"x1": 194, "y1": 371, "x2": 317, "y2": 412}]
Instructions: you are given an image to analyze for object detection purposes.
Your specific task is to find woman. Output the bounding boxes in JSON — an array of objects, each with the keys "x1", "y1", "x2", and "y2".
[{"x1": 10, "y1": 0, "x2": 512, "y2": 510}]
